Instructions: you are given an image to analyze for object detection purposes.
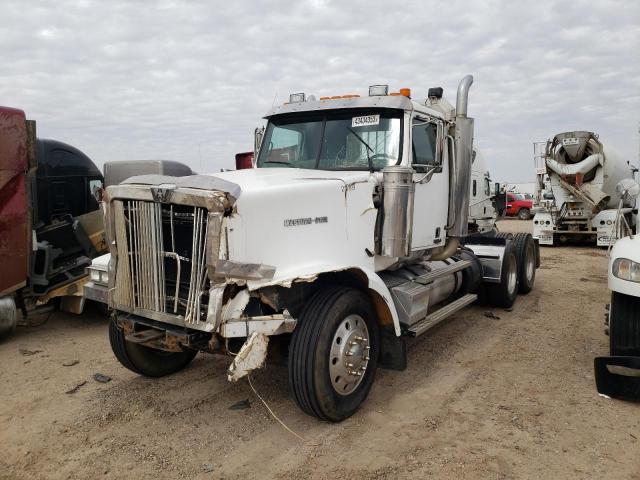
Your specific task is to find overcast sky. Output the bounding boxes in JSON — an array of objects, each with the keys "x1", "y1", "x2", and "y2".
[{"x1": 2, "y1": 0, "x2": 639, "y2": 183}]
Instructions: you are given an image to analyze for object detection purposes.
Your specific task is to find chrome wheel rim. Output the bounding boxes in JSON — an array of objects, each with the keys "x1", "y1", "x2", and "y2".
[
  {"x1": 525, "y1": 245, "x2": 535, "y2": 282},
  {"x1": 507, "y1": 255, "x2": 518, "y2": 296},
  {"x1": 329, "y1": 314, "x2": 370, "y2": 396}
]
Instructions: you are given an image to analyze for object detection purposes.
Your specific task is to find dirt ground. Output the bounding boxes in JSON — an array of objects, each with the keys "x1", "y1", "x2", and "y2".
[{"x1": 1, "y1": 219, "x2": 639, "y2": 480}]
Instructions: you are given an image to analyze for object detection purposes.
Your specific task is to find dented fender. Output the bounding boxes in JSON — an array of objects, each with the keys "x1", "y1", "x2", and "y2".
[{"x1": 242, "y1": 265, "x2": 401, "y2": 336}]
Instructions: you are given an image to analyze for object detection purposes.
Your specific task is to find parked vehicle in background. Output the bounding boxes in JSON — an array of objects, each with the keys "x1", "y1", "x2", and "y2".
[
  {"x1": 468, "y1": 149, "x2": 499, "y2": 233},
  {"x1": 595, "y1": 178, "x2": 640, "y2": 398},
  {"x1": 494, "y1": 192, "x2": 533, "y2": 220},
  {"x1": 0, "y1": 107, "x2": 106, "y2": 339},
  {"x1": 532, "y1": 132, "x2": 636, "y2": 246},
  {"x1": 506, "y1": 193, "x2": 533, "y2": 220}
]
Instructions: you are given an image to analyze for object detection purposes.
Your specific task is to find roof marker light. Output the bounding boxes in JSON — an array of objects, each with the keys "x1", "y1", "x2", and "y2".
[
  {"x1": 399, "y1": 88, "x2": 411, "y2": 97},
  {"x1": 289, "y1": 92, "x2": 305, "y2": 103},
  {"x1": 369, "y1": 85, "x2": 389, "y2": 96}
]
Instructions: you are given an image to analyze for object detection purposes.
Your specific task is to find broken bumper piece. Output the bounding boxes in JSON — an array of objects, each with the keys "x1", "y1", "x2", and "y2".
[
  {"x1": 220, "y1": 312, "x2": 296, "y2": 338},
  {"x1": 228, "y1": 332, "x2": 269, "y2": 382}
]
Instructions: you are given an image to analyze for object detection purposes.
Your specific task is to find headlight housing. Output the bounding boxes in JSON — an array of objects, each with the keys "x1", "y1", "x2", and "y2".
[
  {"x1": 612, "y1": 258, "x2": 640, "y2": 282},
  {"x1": 88, "y1": 267, "x2": 108, "y2": 286}
]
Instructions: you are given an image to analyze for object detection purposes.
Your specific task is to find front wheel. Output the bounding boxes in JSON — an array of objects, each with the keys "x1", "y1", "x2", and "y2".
[
  {"x1": 610, "y1": 292, "x2": 640, "y2": 356},
  {"x1": 109, "y1": 317, "x2": 197, "y2": 377},
  {"x1": 518, "y1": 208, "x2": 531, "y2": 220},
  {"x1": 289, "y1": 287, "x2": 380, "y2": 422}
]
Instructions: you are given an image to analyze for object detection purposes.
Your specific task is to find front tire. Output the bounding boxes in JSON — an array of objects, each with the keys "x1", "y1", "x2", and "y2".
[
  {"x1": 610, "y1": 292, "x2": 640, "y2": 356},
  {"x1": 109, "y1": 317, "x2": 197, "y2": 377},
  {"x1": 289, "y1": 287, "x2": 380, "y2": 422},
  {"x1": 518, "y1": 208, "x2": 531, "y2": 220}
]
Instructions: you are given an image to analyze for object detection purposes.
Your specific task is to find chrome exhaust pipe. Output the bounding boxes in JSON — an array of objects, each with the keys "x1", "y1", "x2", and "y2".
[
  {"x1": 449, "y1": 75, "x2": 475, "y2": 239},
  {"x1": 456, "y1": 75, "x2": 474, "y2": 118}
]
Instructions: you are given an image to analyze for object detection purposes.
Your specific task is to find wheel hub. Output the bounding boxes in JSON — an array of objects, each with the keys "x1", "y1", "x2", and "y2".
[
  {"x1": 329, "y1": 314, "x2": 370, "y2": 395},
  {"x1": 526, "y1": 246, "x2": 535, "y2": 281},
  {"x1": 507, "y1": 255, "x2": 518, "y2": 295}
]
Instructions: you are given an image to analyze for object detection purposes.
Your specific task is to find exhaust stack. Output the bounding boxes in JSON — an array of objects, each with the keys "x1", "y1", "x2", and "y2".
[
  {"x1": 450, "y1": 75, "x2": 475, "y2": 238},
  {"x1": 431, "y1": 75, "x2": 474, "y2": 261}
]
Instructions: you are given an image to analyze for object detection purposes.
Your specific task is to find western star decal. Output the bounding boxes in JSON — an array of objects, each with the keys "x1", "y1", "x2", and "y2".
[{"x1": 284, "y1": 216, "x2": 328, "y2": 227}]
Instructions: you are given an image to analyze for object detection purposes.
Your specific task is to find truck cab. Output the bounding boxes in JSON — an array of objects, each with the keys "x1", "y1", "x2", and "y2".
[{"x1": 104, "y1": 77, "x2": 538, "y2": 421}]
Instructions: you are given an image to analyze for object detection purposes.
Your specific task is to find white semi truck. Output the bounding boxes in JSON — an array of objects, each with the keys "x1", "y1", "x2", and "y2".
[
  {"x1": 532, "y1": 131, "x2": 636, "y2": 246},
  {"x1": 595, "y1": 178, "x2": 640, "y2": 398},
  {"x1": 103, "y1": 77, "x2": 538, "y2": 421}
]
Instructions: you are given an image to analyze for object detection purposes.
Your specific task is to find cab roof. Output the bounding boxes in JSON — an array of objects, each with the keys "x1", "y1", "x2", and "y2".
[{"x1": 263, "y1": 94, "x2": 450, "y2": 121}]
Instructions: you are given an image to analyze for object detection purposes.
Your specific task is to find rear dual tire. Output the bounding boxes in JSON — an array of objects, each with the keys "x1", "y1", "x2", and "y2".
[
  {"x1": 512, "y1": 233, "x2": 536, "y2": 294},
  {"x1": 486, "y1": 240, "x2": 519, "y2": 308},
  {"x1": 495, "y1": 233, "x2": 536, "y2": 295}
]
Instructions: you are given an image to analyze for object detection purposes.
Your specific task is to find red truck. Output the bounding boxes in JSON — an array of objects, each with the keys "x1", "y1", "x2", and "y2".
[
  {"x1": 506, "y1": 193, "x2": 533, "y2": 219},
  {"x1": 0, "y1": 106, "x2": 106, "y2": 339},
  {"x1": 495, "y1": 192, "x2": 533, "y2": 220}
]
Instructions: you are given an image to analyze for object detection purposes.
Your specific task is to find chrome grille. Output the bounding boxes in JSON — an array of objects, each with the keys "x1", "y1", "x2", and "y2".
[{"x1": 112, "y1": 200, "x2": 210, "y2": 324}]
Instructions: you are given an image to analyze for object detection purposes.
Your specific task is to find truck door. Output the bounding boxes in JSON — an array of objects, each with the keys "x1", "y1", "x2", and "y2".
[
  {"x1": 506, "y1": 193, "x2": 515, "y2": 215},
  {"x1": 410, "y1": 116, "x2": 448, "y2": 250}
]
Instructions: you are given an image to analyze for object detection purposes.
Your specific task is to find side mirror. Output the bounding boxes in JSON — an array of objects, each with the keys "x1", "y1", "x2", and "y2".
[
  {"x1": 494, "y1": 182, "x2": 500, "y2": 196},
  {"x1": 254, "y1": 127, "x2": 265, "y2": 159},
  {"x1": 411, "y1": 163, "x2": 430, "y2": 173}
]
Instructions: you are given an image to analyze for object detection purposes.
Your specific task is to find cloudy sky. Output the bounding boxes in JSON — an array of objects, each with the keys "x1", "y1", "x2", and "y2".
[{"x1": 2, "y1": 0, "x2": 639, "y2": 182}]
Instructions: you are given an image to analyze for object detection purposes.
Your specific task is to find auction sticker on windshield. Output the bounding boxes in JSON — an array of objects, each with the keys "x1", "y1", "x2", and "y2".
[{"x1": 352, "y1": 114, "x2": 380, "y2": 128}]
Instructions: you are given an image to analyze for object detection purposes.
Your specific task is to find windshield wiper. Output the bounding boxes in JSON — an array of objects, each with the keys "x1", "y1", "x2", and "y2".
[
  {"x1": 263, "y1": 159, "x2": 291, "y2": 165},
  {"x1": 347, "y1": 127, "x2": 375, "y2": 172}
]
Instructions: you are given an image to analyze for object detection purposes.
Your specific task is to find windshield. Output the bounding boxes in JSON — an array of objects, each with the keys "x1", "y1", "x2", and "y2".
[{"x1": 256, "y1": 110, "x2": 403, "y2": 170}]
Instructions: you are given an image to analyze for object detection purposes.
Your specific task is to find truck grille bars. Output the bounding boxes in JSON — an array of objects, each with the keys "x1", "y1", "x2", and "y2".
[{"x1": 112, "y1": 200, "x2": 209, "y2": 325}]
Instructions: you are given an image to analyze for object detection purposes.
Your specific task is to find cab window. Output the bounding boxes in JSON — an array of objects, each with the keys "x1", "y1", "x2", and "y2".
[{"x1": 412, "y1": 119, "x2": 439, "y2": 167}]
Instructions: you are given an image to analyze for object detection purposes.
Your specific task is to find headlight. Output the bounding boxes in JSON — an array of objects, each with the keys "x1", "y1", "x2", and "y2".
[
  {"x1": 88, "y1": 268, "x2": 108, "y2": 285},
  {"x1": 612, "y1": 258, "x2": 640, "y2": 282},
  {"x1": 89, "y1": 269, "x2": 101, "y2": 282}
]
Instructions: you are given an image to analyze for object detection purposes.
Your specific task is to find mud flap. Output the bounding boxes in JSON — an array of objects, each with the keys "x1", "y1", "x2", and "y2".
[
  {"x1": 594, "y1": 356, "x2": 640, "y2": 399},
  {"x1": 379, "y1": 328, "x2": 407, "y2": 371}
]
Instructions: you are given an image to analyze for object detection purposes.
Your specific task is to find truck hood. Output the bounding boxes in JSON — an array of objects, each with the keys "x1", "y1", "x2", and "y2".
[{"x1": 122, "y1": 168, "x2": 375, "y2": 203}]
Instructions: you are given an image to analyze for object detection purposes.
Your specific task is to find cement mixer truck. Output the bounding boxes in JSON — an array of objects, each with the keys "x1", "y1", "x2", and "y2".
[{"x1": 532, "y1": 131, "x2": 637, "y2": 246}]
